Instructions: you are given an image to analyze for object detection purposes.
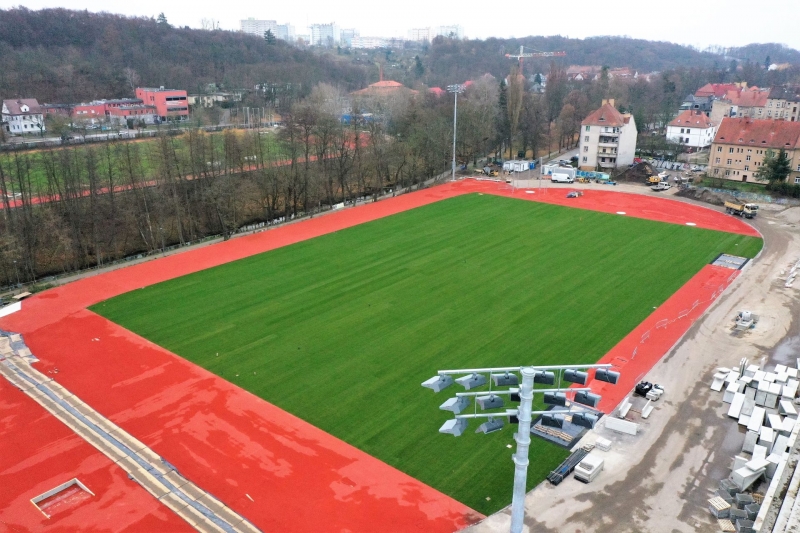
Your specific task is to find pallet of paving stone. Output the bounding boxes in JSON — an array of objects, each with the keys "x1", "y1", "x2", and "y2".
[{"x1": 708, "y1": 496, "x2": 731, "y2": 518}]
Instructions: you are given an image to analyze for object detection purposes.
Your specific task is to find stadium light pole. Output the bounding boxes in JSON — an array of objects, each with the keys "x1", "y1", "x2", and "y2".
[
  {"x1": 423, "y1": 363, "x2": 619, "y2": 533},
  {"x1": 447, "y1": 84, "x2": 465, "y2": 182}
]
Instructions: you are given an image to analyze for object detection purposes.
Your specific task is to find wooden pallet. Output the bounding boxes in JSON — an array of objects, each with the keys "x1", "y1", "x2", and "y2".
[{"x1": 717, "y1": 519, "x2": 735, "y2": 532}]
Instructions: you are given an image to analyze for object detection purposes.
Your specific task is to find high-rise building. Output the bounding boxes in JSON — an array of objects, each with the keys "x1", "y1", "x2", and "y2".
[
  {"x1": 436, "y1": 25, "x2": 464, "y2": 39},
  {"x1": 340, "y1": 29, "x2": 358, "y2": 47},
  {"x1": 408, "y1": 27, "x2": 432, "y2": 42},
  {"x1": 240, "y1": 18, "x2": 278, "y2": 37},
  {"x1": 241, "y1": 18, "x2": 294, "y2": 41},
  {"x1": 310, "y1": 23, "x2": 340, "y2": 46},
  {"x1": 275, "y1": 24, "x2": 295, "y2": 41}
]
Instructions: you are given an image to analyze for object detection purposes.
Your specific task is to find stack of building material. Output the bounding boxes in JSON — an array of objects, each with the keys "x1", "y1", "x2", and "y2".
[
  {"x1": 708, "y1": 359, "x2": 800, "y2": 512},
  {"x1": 594, "y1": 437, "x2": 611, "y2": 452},
  {"x1": 709, "y1": 496, "x2": 732, "y2": 518},
  {"x1": 718, "y1": 519, "x2": 736, "y2": 532}
]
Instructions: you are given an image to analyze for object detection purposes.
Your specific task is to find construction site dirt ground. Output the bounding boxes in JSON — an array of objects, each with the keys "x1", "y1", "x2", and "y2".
[{"x1": 464, "y1": 195, "x2": 800, "y2": 533}]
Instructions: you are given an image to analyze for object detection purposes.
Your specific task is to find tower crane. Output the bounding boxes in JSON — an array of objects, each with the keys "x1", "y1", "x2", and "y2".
[{"x1": 505, "y1": 46, "x2": 567, "y2": 75}]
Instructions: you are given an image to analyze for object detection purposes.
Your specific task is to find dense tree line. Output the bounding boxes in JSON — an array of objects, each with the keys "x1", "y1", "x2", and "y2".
[{"x1": 0, "y1": 8, "x2": 368, "y2": 103}]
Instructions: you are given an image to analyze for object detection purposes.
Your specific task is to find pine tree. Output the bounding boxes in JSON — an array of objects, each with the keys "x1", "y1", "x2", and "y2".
[
  {"x1": 414, "y1": 56, "x2": 424, "y2": 78},
  {"x1": 156, "y1": 13, "x2": 169, "y2": 27},
  {"x1": 264, "y1": 30, "x2": 276, "y2": 45}
]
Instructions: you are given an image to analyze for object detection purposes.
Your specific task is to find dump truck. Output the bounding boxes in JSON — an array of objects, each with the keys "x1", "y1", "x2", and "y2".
[{"x1": 724, "y1": 201, "x2": 756, "y2": 219}]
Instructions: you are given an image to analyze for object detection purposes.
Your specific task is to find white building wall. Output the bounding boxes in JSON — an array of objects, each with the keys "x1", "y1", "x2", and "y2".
[
  {"x1": 2, "y1": 113, "x2": 45, "y2": 134},
  {"x1": 310, "y1": 23, "x2": 340, "y2": 45},
  {"x1": 240, "y1": 19, "x2": 277, "y2": 37},
  {"x1": 666, "y1": 125, "x2": 717, "y2": 148},
  {"x1": 579, "y1": 125, "x2": 600, "y2": 169},
  {"x1": 617, "y1": 118, "x2": 637, "y2": 166},
  {"x1": 408, "y1": 28, "x2": 432, "y2": 41}
]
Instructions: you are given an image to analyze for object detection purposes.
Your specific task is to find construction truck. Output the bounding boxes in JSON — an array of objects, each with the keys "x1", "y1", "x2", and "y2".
[
  {"x1": 724, "y1": 201, "x2": 756, "y2": 219},
  {"x1": 647, "y1": 175, "x2": 661, "y2": 185}
]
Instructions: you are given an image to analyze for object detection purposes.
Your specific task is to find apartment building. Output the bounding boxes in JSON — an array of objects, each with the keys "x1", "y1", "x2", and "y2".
[
  {"x1": 666, "y1": 110, "x2": 716, "y2": 149},
  {"x1": 578, "y1": 99, "x2": 637, "y2": 170},
  {"x1": 240, "y1": 18, "x2": 277, "y2": 37},
  {"x1": 708, "y1": 118, "x2": 800, "y2": 183},
  {"x1": 710, "y1": 87, "x2": 771, "y2": 124},
  {"x1": 766, "y1": 86, "x2": 800, "y2": 122},
  {"x1": 240, "y1": 19, "x2": 294, "y2": 40},
  {"x1": 408, "y1": 28, "x2": 432, "y2": 41},
  {"x1": 310, "y1": 23, "x2": 340, "y2": 46}
]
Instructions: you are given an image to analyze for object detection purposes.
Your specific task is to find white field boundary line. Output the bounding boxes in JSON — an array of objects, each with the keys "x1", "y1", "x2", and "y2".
[{"x1": 0, "y1": 332, "x2": 260, "y2": 533}]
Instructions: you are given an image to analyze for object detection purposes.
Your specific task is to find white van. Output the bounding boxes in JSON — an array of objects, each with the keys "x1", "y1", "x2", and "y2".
[
  {"x1": 573, "y1": 453, "x2": 604, "y2": 483},
  {"x1": 551, "y1": 173, "x2": 574, "y2": 183}
]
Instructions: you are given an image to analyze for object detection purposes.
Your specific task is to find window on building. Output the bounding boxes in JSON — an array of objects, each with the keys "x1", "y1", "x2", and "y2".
[
  {"x1": 584, "y1": 146, "x2": 588, "y2": 152},
  {"x1": 680, "y1": 128, "x2": 684, "y2": 133},
  {"x1": 729, "y1": 147, "x2": 734, "y2": 153},
  {"x1": 715, "y1": 157, "x2": 720, "y2": 163},
  {"x1": 585, "y1": 126, "x2": 590, "y2": 132},
  {"x1": 744, "y1": 165, "x2": 749, "y2": 171},
  {"x1": 713, "y1": 168, "x2": 719, "y2": 175},
  {"x1": 796, "y1": 177, "x2": 800, "y2": 184},
  {"x1": 584, "y1": 136, "x2": 589, "y2": 142},
  {"x1": 746, "y1": 156, "x2": 751, "y2": 161},
  {"x1": 685, "y1": 138, "x2": 689, "y2": 143},
  {"x1": 582, "y1": 156, "x2": 587, "y2": 163},
  {"x1": 725, "y1": 170, "x2": 731, "y2": 176},
  {"x1": 717, "y1": 146, "x2": 722, "y2": 152},
  {"x1": 727, "y1": 159, "x2": 732, "y2": 165},
  {"x1": 686, "y1": 129, "x2": 691, "y2": 134}
]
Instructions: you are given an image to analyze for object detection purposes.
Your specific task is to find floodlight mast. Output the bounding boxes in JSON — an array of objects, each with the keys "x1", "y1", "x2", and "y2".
[
  {"x1": 426, "y1": 363, "x2": 615, "y2": 533},
  {"x1": 510, "y1": 367, "x2": 535, "y2": 533},
  {"x1": 447, "y1": 84, "x2": 465, "y2": 182}
]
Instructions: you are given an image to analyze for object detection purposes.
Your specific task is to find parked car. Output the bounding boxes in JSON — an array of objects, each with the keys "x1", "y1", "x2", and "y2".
[{"x1": 651, "y1": 182, "x2": 672, "y2": 191}]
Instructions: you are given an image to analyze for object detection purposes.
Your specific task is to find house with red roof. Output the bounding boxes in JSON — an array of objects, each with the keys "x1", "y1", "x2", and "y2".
[
  {"x1": 708, "y1": 118, "x2": 800, "y2": 183},
  {"x1": 578, "y1": 99, "x2": 637, "y2": 170},
  {"x1": 666, "y1": 110, "x2": 717, "y2": 150},
  {"x1": 2, "y1": 99, "x2": 45, "y2": 135}
]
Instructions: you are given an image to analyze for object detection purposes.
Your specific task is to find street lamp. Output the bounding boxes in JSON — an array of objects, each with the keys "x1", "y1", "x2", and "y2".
[
  {"x1": 12, "y1": 260, "x2": 20, "y2": 287},
  {"x1": 447, "y1": 84, "x2": 466, "y2": 182},
  {"x1": 422, "y1": 363, "x2": 619, "y2": 533}
]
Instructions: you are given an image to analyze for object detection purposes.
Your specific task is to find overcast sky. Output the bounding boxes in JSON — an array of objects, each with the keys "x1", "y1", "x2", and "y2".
[{"x1": 3, "y1": 0, "x2": 799, "y2": 51}]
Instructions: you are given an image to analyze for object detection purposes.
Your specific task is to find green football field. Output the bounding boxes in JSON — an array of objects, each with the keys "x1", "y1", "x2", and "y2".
[{"x1": 91, "y1": 194, "x2": 761, "y2": 514}]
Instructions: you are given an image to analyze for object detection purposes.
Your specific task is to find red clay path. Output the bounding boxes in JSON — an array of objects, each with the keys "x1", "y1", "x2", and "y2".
[{"x1": 0, "y1": 180, "x2": 758, "y2": 532}]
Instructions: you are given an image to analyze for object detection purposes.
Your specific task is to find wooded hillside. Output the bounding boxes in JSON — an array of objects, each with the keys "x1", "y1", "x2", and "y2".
[{"x1": 0, "y1": 8, "x2": 368, "y2": 103}]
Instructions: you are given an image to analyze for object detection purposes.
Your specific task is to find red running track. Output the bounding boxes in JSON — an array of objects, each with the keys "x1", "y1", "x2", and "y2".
[{"x1": 0, "y1": 180, "x2": 757, "y2": 532}]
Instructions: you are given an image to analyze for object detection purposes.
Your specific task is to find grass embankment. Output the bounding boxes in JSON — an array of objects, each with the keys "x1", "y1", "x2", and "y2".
[{"x1": 92, "y1": 194, "x2": 761, "y2": 514}]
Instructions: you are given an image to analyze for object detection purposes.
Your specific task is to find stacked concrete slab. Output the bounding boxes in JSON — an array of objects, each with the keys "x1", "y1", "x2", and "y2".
[{"x1": 710, "y1": 358, "x2": 797, "y2": 531}]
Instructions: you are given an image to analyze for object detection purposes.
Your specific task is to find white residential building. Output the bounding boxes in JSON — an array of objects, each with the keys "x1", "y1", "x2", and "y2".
[
  {"x1": 240, "y1": 19, "x2": 277, "y2": 37},
  {"x1": 578, "y1": 99, "x2": 637, "y2": 171},
  {"x1": 2, "y1": 99, "x2": 45, "y2": 135},
  {"x1": 408, "y1": 27, "x2": 432, "y2": 41},
  {"x1": 666, "y1": 110, "x2": 717, "y2": 149},
  {"x1": 240, "y1": 19, "x2": 294, "y2": 40},
  {"x1": 436, "y1": 25, "x2": 464, "y2": 39},
  {"x1": 310, "y1": 23, "x2": 340, "y2": 46},
  {"x1": 275, "y1": 24, "x2": 295, "y2": 41},
  {"x1": 351, "y1": 36, "x2": 387, "y2": 49}
]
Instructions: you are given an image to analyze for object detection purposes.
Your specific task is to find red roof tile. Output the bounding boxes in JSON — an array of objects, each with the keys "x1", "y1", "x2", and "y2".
[
  {"x1": 695, "y1": 83, "x2": 739, "y2": 98},
  {"x1": 581, "y1": 103, "x2": 627, "y2": 127},
  {"x1": 713, "y1": 118, "x2": 800, "y2": 150},
  {"x1": 722, "y1": 88, "x2": 770, "y2": 107},
  {"x1": 668, "y1": 110, "x2": 714, "y2": 129}
]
